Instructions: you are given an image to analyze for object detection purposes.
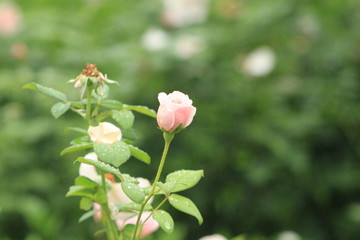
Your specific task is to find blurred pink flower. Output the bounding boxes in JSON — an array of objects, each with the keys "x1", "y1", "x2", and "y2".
[
  {"x1": 157, "y1": 91, "x2": 196, "y2": 132},
  {"x1": 0, "y1": 3, "x2": 21, "y2": 36}
]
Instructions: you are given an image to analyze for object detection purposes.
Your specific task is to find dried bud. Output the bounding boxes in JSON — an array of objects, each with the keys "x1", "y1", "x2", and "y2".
[{"x1": 68, "y1": 64, "x2": 118, "y2": 96}]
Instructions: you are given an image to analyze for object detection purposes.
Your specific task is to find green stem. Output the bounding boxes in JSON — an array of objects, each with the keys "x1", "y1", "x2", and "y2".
[
  {"x1": 131, "y1": 132, "x2": 174, "y2": 240},
  {"x1": 100, "y1": 171, "x2": 119, "y2": 240},
  {"x1": 84, "y1": 81, "x2": 117, "y2": 239},
  {"x1": 141, "y1": 195, "x2": 169, "y2": 226},
  {"x1": 86, "y1": 84, "x2": 93, "y2": 126}
]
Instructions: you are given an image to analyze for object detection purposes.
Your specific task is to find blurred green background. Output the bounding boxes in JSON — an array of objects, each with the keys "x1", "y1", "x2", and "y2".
[{"x1": 0, "y1": 0, "x2": 359, "y2": 239}]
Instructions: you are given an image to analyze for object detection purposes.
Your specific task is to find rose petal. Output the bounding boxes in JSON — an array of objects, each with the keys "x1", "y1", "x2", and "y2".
[{"x1": 157, "y1": 105, "x2": 175, "y2": 131}]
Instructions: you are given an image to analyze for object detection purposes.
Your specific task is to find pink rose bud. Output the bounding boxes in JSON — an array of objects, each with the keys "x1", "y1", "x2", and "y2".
[
  {"x1": 157, "y1": 91, "x2": 196, "y2": 132},
  {"x1": 88, "y1": 122, "x2": 122, "y2": 145}
]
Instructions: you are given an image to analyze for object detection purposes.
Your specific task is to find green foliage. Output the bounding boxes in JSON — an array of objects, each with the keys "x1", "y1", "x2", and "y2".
[
  {"x1": 122, "y1": 224, "x2": 136, "y2": 239},
  {"x1": 76, "y1": 156, "x2": 123, "y2": 178},
  {"x1": 169, "y1": 194, "x2": 203, "y2": 225},
  {"x1": 60, "y1": 143, "x2": 93, "y2": 156},
  {"x1": 112, "y1": 110, "x2": 135, "y2": 129},
  {"x1": 23, "y1": 83, "x2": 67, "y2": 102},
  {"x1": 116, "y1": 202, "x2": 152, "y2": 212},
  {"x1": 156, "y1": 182, "x2": 176, "y2": 195},
  {"x1": 78, "y1": 209, "x2": 100, "y2": 223},
  {"x1": 75, "y1": 176, "x2": 98, "y2": 188},
  {"x1": 100, "y1": 100, "x2": 123, "y2": 110},
  {"x1": 121, "y1": 182, "x2": 146, "y2": 203},
  {"x1": 66, "y1": 186, "x2": 96, "y2": 198},
  {"x1": 128, "y1": 144, "x2": 151, "y2": 164},
  {"x1": 123, "y1": 105, "x2": 157, "y2": 118},
  {"x1": 93, "y1": 141, "x2": 131, "y2": 168},
  {"x1": 79, "y1": 197, "x2": 93, "y2": 211},
  {"x1": 165, "y1": 170, "x2": 204, "y2": 192},
  {"x1": 153, "y1": 210, "x2": 174, "y2": 234},
  {"x1": 51, "y1": 102, "x2": 71, "y2": 119}
]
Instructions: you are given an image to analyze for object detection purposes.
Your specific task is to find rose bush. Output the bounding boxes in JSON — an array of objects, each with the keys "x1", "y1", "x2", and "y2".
[{"x1": 156, "y1": 91, "x2": 196, "y2": 132}]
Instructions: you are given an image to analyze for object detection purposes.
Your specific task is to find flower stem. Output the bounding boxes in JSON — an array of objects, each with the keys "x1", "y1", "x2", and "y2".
[
  {"x1": 100, "y1": 171, "x2": 119, "y2": 240},
  {"x1": 131, "y1": 132, "x2": 174, "y2": 240},
  {"x1": 142, "y1": 195, "x2": 169, "y2": 226},
  {"x1": 86, "y1": 83, "x2": 94, "y2": 126}
]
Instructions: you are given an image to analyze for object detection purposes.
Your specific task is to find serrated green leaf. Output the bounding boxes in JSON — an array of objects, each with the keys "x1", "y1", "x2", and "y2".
[
  {"x1": 51, "y1": 102, "x2": 71, "y2": 119},
  {"x1": 80, "y1": 197, "x2": 93, "y2": 211},
  {"x1": 60, "y1": 143, "x2": 93, "y2": 156},
  {"x1": 66, "y1": 186, "x2": 96, "y2": 198},
  {"x1": 153, "y1": 210, "x2": 174, "y2": 234},
  {"x1": 165, "y1": 170, "x2": 204, "y2": 192},
  {"x1": 76, "y1": 156, "x2": 123, "y2": 180},
  {"x1": 128, "y1": 145, "x2": 151, "y2": 164},
  {"x1": 100, "y1": 99, "x2": 123, "y2": 110},
  {"x1": 75, "y1": 176, "x2": 98, "y2": 188},
  {"x1": 23, "y1": 82, "x2": 67, "y2": 102},
  {"x1": 112, "y1": 110, "x2": 135, "y2": 129},
  {"x1": 168, "y1": 194, "x2": 203, "y2": 225},
  {"x1": 123, "y1": 104, "x2": 157, "y2": 118},
  {"x1": 94, "y1": 141, "x2": 130, "y2": 167},
  {"x1": 116, "y1": 202, "x2": 152, "y2": 212},
  {"x1": 121, "y1": 182, "x2": 145, "y2": 203},
  {"x1": 79, "y1": 209, "x2": 100, "y2": 223}
]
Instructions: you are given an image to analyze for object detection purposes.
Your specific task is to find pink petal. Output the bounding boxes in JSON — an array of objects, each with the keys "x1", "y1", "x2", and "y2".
[{"x1": 157, "y1": 105, "x2": 175, "y2": 131}]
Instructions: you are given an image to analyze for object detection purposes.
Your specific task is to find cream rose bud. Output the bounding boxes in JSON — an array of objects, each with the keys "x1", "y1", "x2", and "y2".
[
  {"x1": 88, "y1": 122, "x2": 122, "y2": 145},
  {"x1": 157, "y1": 91, "x2": 196, "y2": 132}
]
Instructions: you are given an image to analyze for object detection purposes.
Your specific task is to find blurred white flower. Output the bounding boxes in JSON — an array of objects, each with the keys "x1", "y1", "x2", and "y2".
[
  {"x1": 141, "y1": 28, "x2": 169, "y2": 51},
  {"x1": 0, "y1": 3, "x2": 21, "y2": 36},
  {"x1": 79, "y1": 153, "x2": 101, "y2": 181},
  {"x1": 162, "y1": 0, "x2": 209, "y2": 27},
  {"x1": 242, "y1": 46, "x2": 276, "y2": 77},
  {"x1": 174, "y1": 35, "x2": 204, "y2": 59},
  {"x1": 199, "y1": 234, "x2": 228, "y2": 240},
  {"x1": 277, "y1": 231, "x2": 301, "y2": 240}
]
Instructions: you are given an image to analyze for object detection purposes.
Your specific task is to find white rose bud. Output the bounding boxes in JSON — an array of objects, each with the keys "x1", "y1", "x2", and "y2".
[{"x1": 88, "y1": 122, "x2": 122, "y2": 145}]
